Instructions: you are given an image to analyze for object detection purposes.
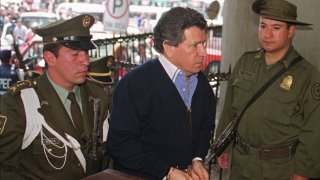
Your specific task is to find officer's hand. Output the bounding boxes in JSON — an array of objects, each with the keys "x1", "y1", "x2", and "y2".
[
  {"x1": 186, "y1": 160, "x2": 209, "y2": 180},
  {"x1": 290, "y1": 174, "x2": 308, "y2": 180},
  {"x1": 168, "y1": 167, "x2": 192, "y2": 180},
  {"x1": 217, "y1": 152, "x2": 229, "y2": 169}
]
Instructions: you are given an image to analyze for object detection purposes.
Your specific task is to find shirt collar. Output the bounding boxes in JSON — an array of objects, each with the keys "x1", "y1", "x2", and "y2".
[
  {"x1": 159, "y1": 54, "x2": 180, "y2": 82},
  {"x1": 158, "y1": 54, "x2": 198, "y2": 82},
  {"x1": 46, "y1": 72, "x2": 81, "y2": 103},
  {"x1": 257, "y1": 45, "x2": 296, "y2": 66}
]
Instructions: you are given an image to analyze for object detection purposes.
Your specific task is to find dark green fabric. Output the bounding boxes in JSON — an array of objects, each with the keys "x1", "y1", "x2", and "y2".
[
  {"x1": 0, "y1": 74, "x2": 109, "y2": 179},
  {"x1": 217, "y1": 46, "x2": 320, "y2": 179}
]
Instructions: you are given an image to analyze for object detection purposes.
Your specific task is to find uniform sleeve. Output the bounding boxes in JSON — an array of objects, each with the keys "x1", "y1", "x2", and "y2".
[
  {"x1": 294, "y1": 68, "x2": 320, "y2": 177},
  {"x1": 0, "y1": 93, "x2": 26, "y2": 179},
  {"x1": 107, "y1": 76, "x2": 170, "y2": 179}
]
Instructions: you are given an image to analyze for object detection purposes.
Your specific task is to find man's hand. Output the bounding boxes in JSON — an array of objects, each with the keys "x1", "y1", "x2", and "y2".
[
  {"x1": 168, "y1": 167, "x2": 192, "y2": 180},
  {"x1": 217, "y1": 152, "x2": 229, "y2": 169},
  {"x1": 290, "y1": 174, "x2": 308, "y2": 180},
  {"x1": 186, "y1": 160, "x2": 209, "y2": 180}
]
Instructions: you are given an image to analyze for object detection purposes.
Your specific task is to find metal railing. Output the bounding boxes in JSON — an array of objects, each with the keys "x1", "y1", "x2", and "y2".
[{"x1": 90, "y1": 25, "x2": 222, "y2": 70}]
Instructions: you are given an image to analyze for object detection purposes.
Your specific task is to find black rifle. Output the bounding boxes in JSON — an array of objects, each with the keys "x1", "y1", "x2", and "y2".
[
  {"x1": 86, "y1": 98, "x2": 109, "y2": 176},
  {"x1": 205, "y1": 118, "x2": 236, "y2": 165},
  {"x1": 205, "y1": 55, "x2": 303, "y2": 165}
]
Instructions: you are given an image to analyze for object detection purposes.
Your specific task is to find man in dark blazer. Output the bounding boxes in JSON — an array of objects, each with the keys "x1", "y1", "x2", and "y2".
[
  {"x1": 108, "y1": 7, "x2": 216, "y2": 180},
  {"x1": 0, "y1": 14, "x2": 109, "y2": 179}
]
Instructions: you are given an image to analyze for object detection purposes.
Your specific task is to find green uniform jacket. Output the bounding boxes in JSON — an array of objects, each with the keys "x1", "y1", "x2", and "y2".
[
  {"x1": 0, "y1": 74, "x2": 109, "y2": 180},
  {"x1": 216, "y1": 46, "x2": 320, "y2": 179}
]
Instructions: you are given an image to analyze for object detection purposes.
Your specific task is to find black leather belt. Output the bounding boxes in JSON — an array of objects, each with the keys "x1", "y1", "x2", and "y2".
[{"x1": 235, "y1": 133, "x2": 298, "y2": 160}]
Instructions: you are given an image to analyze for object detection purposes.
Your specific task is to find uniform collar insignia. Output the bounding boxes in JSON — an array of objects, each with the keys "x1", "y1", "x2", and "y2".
[
  {"x1": 40, "y1": 100, "x2": 49, "y2": 107},
  {"x1": 254, "y1": 48, "x2": 264, "y2": 59},
  {"x1": 280, "y1": 75, "x2": 293, "y2": 91},
  {"x1": 282, "y1": 61, "x2": 289, "y2": 69},
  {"x1": 89, "y1": 96, "x2": 95, "y2": 102}
]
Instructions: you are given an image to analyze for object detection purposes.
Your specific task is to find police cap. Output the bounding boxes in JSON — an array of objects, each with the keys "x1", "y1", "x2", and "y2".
[
  {"x1": 87, "y1": 56, "x2": 115, "y2": 85},
  {"x1": 252, "y1": 0, "x2": 312, "y2": 26},
  {"x1": 35, "y1": 14, "x2": 97, "y2": 50}
]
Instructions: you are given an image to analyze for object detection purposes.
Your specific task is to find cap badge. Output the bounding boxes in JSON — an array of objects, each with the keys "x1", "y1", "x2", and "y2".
[
  {"x1": 52, "y1": 37, "x2": 57, "y2": 42},
  {"x1": 82, "y1": 15, "x2": 91, "y2": 27},
  {"x1": 280, "y1": 75, "x2": 293, "y2": 91}
]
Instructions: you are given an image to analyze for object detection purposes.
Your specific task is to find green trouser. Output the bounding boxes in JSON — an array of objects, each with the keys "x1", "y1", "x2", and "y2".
[
  {"x1": 230, "y1": 167, "x2": 290, "y2": 180},
  {"x1": 229, "y1": 168, "x2": 249, "y2": 180}
]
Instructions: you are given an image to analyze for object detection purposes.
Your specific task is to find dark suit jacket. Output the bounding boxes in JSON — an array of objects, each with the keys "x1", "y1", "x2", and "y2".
[
  {"x1": 108, "y1": 59, "x2": 216, "y2": 179},
  {"x1": 0, "y1": 73, "x2": 109, "y2": 180}
]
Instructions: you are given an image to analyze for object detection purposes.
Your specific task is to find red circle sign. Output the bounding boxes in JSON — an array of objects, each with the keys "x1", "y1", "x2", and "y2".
[{"x1": 106, "y1": 0, "x2": 129, "y2": 19}]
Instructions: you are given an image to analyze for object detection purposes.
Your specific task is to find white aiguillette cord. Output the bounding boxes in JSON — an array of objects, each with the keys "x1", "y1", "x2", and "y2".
[{"x1": 20, "y1": 88, "x2": 86, "y2": 172}]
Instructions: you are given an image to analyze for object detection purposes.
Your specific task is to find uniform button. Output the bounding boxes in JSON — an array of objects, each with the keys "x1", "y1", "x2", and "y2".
[
  {"x1": 48, "y1": 148, "x2": 52, "y2": 153},
  {"x1": 77, "y1": 163, "x2": 81, "y2": 167}
]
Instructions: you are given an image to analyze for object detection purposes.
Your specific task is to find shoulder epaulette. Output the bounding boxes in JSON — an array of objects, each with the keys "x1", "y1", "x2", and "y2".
[
  {"x1": 8, "y1": 79, "x2": 38, "y2": 95},
  {"x1": 243, "y1": 48, "x2": 263, "y2": 59},
  {"x1": 243, "y1": 48, "x2": 261, "y2": 55}
]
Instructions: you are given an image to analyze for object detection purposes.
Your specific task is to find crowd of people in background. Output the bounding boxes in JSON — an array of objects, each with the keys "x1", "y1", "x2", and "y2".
[
  {"x1": 1, "y1": 1, "x2": 32, "y2": 33},
  {"x1": 0, "y1": 0, "x2": 64, "y2": 37}
]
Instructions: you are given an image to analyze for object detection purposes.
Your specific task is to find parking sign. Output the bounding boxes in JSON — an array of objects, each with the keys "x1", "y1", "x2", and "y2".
[{"x1": 103, "y1": 0, "x2": 129, "y2": 32}]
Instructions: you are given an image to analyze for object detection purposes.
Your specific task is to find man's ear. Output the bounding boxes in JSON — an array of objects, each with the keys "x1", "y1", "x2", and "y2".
[
  {"x1": 163, "y1": 41, "x2": 174, "y2": 58},
  {"x1": 288, "y1": 25, "x2": 296, "y2": 39},
  {"x1": 43, "y1": 51, "x2": 56, "y2": 67}
]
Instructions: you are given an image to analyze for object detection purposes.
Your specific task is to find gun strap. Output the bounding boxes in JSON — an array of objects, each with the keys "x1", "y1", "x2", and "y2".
[{"x1": 234, "y1": 55, "x2": 303, "y2": 129}]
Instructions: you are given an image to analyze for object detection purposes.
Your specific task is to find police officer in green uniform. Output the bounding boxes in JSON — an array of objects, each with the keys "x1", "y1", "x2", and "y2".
[
  {"x1": 0, "y1": 14, "x2": 109, "y2": 179},
  {"x1": 216, "y1": 0, "x2": 320, "y2": 179}
]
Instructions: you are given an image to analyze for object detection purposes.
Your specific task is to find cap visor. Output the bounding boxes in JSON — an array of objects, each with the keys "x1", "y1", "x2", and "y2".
[{"x1": 64, "y1": 40, "x2": 97, "y2": 51}]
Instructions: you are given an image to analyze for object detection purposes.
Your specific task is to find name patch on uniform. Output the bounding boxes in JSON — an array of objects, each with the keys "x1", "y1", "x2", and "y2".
[
  {"x1": 239, "y1": 70, "x2": 255, "y2": 79},
  {"x1": 0, "y1": 115, "x2": 7, "y2": 135},
  {"x1": 311, "y1": 83, "x2": 320, "y2": 100},
  {"x1": 43, "y1": 138, "x2": 60, "y2": 145}
]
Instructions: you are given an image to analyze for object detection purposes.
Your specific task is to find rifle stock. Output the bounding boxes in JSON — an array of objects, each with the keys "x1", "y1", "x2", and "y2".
[
  {"x1": 86, "y1": 98, "x2": 104, "y2": 176},
  {"x1": 204, "y1": 119, "x2": 236, "y2": 165}
]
